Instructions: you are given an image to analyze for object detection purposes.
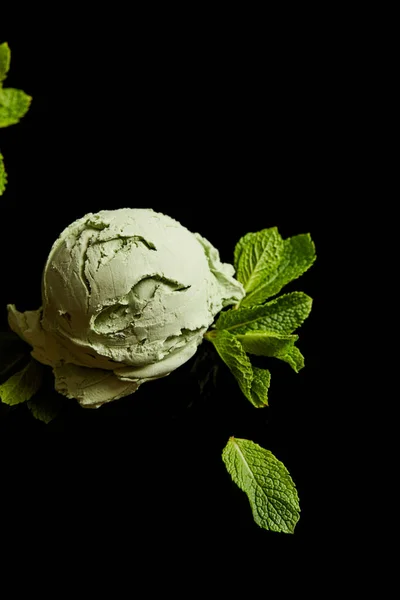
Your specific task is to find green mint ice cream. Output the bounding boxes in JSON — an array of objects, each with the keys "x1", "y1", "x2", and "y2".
[{"x1": 8, "y1": 209, "x2": 245, "y2": 408}]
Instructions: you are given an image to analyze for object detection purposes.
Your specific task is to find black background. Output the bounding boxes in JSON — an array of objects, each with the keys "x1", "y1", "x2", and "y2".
[{"x1": 0, "y1": 22, "x2": 340, "y2": 562}]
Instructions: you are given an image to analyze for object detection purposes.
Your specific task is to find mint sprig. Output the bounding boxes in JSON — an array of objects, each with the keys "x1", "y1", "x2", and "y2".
[
  {"x1": 222, "y1": 437, "x2": 300, "y2": 533},
  {"x1": 206, "y1": 230, "x2": 315, "y2": 407},
  {"x1": 0, "y1": 42, "x2": 31, "y2": 195}
]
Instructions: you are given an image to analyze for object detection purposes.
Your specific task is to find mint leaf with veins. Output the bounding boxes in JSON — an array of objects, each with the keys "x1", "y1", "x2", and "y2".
[
  {"x1": 222, "y1": 437, "x2": 300, "y2": 533},
  {"x1": 0, "y1": 358, "x2": 43, "y2": 406},
  {"x1": 0, "y1": 83, "x2": 32, "y2": 128},
  {"x1": 216, "y1": 292, "x2": 313, "y2": 335},
  {"x1": 205, "y1": 330, "x2": 270, "y2": 407},
  {"x1": 274, "y1": 343, "x2": 305, "y2": 373},
  {"x1": 234, "y1": 227, "x2": 284, "y2": 302},
  {"x1": 234, "y1": 228, "x2": 315, "y2": 307}
]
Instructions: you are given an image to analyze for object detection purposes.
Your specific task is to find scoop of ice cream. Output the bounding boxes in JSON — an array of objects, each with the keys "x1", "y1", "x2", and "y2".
[{"x1": 8, "y1": 208, "x2": 245, "y2": 408}]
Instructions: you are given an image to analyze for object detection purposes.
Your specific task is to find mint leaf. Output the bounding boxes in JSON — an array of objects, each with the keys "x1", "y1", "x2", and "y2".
[
  {"x1": 216, "y1": 292, "x2": 313, "y2": 335},
  {"x1": 28, "y1": 394, "x2": 63, "y2": 424},
  {"x1": 222, "y1": 437, "x2": 300, "y2": 533},
  {"x1": 0, "y1": 358, "x2": 43, "y2": 406},
  {"x1": 275, "y1": 344, "x2": 305, "y2": 373},
  {"x1": 235, "y1": 331, "x2": 298, "y2": 357},
  {"x1": 240, "y1": 234, "x2": 316, "y2": 307},
  {"x1": 0, "y1": 87, "x2": 32, "y2": 127},
  {"x1": 0, "y1": 151, "x2": 7, "y2": 195},
  {"x1": 234, "y1": 331, "x2": 305, "y2": 372},
  {"x1": 0, "y1": 42, "x2": 10, "y2": 83},
  {"x1": 206, "y1": 330, "x2": 270, "y2": 407},
  {"x1": 234, "y1": 228, "x2": 284, "y2": 300}
]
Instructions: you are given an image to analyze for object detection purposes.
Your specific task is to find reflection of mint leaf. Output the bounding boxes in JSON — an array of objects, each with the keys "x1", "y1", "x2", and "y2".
[
  {"x1": 206, "y1": 330, "x2": 270, "y2": 407},
  {"x1": 0, "y1": 152, "x2": 6, "y2": 195},
  {"x1": 28, "y1": 394, "x2": 63, "y2": 424},
  {"x1": 0, "y1": 42, "x2": 10, "y2": 82},
  {"x1": 0, "y1": 87, "x2": 32, "y2": 127},
  {"x1": 234, "y1": 228, "x2": 315, "y2": 307},
  {"x1": 222, "y1": 437, "x2": 300, "y2": 533},
  {"x1": 216, "y1": 292, "x2": 312, "y2": 335},
  {"x1": 0, "y1": 358, "x2": 43, "y2": 406}
]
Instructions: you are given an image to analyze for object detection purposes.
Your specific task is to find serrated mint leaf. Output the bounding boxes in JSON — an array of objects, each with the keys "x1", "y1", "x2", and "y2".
[
  {"x1": 222, "y1": 437, "x2": 300, "y2": 533},
  {"x1": 275, "y1": 344, "x2": 305, "y2": 373},
  {"x1": 206, "y1": 330, "x2": 270, "y2": 407},
  {"x1": 241, "y1": 234, "x2": 316, "y2": 307},
  {"x1": 0, "y1": 87, "x2": 32, "y2": 127},
  {"x1": 216, "y1": 292, "x2": 312, "y2": 335},
  {"x1": 0, "y1": 152, "x2": 7, "y2": 195},
  {"x1": 235, "y1": 331, "x2": 298, "y2": 357},
  {"x1": 234, "y1": 228, "x2": 284, "y2": 300},
  {"x1": 0, "y1": 42, "x2": 10, "y2": 83},
  {"x1": 251, "y1": 367, "x2": 271, "y2": 405},
  {"x1": 0, "y1": 358, "x2": 43, "y2": 406},
  {"x1": 28, "y1": 394, "x2": 63, "y2": 424}
]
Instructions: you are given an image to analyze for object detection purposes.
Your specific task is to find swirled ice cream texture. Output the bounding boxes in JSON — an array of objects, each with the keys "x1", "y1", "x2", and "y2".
[{"x1": 8, "y1": 209, "x2": 245, "y2": 408}]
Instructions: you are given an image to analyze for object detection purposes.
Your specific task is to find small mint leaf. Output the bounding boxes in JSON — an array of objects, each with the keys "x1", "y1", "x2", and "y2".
[
  {"x1": 0, "y1": 358, "x2": 43, "y2": 406},
  {"x1": 0, "y1": 87, "x2": 32, "y2": 127},
  {"x1": 222, "y1": 437, "x2": 300, "y2": 533},
  {"x1": 234, "y1": 228, "x2": 284, "y2": 303}
]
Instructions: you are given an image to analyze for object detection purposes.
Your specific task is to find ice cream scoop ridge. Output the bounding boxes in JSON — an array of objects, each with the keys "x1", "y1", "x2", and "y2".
[{"x1": 8, "y1": 209, "x2": 245, "y2": 408}]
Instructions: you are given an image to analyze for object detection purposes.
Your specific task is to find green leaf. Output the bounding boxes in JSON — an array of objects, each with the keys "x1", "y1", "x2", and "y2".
[
  {"x1": 234, "y1": 330, "x2": 305, "y2": 372},
  {"x1": 28, "y1": 394, "x2": 63, "y2": 424},
  {"x1": 235, "y1": 331, "x2": 298, "y2": 357},
  {"x1": 206, "y1": 329, "x2": 270, "y2": 407},
  {"x1": 0, "y1": 151, "x2": 7, "y2": 195},
  {"x1": 0, "y1": 87, "x2": 32, "y2": 127},
  {"x1": 234, "y1": 228, "x2": 284, "y2": 300},
  {"x1": 0, "y1": 358, "x2": 43, "y2": 406},
  {"x1": 216, "y1": 292, "x2": 313, "y2": 335},
  {"x1": 240, "y1": 234, "x2": 316, "y2": 307},
  {"x1": 0, "y1": 42, "x2": 10, "y2": 83},
  {"x1": 222, "y1": 437, "x2": 300, "y2": 533},
  {"x1": 275, "y1": 344, "x2": 305, "y2": 373}
]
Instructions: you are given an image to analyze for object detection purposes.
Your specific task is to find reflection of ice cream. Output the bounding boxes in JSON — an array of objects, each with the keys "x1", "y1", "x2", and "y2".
[{"x1": 8, "y1": 209, "x2": 245, "y2": 408}]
